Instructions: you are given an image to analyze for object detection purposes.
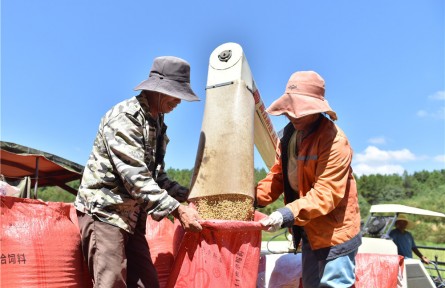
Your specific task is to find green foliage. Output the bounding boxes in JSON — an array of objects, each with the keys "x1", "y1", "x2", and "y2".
[
  {"x1": 37, "y1": 180, "x2": 79, "y2": 202},
  {"x1": 357, "y1": 173, "x2": 406, "y2": 204},
  {"x1": 257, "y1": 194, "x2": 285, "y2": 215},
  {"x1": 253, "y1": 167, "x2": 285, "y2": 214},
  {"x1": 358, "y1": 193, "x2": 370, "y2": 220},
  {"x1": 165, "y1": 167, "x2": 194, "y2": 188},
  {"x1": 357, "y1": 170, "x2": 445, "y2": 216},
  {"x1": 357, "y1": 170, "x2": 445, "y2": 244},
  {"x1": 254, "y1": 168, "x2": 268, "y2": 184}
]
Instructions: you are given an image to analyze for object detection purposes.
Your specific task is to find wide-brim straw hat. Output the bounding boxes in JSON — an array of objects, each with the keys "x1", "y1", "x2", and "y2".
[
  {"x1": 134, "y1": 56, "x2": 199, "y2": 102},
  {"x1": 396, "y1": 214, "x2": 415, "y2": 229},
  {"x1": 266, "y1": 71, "x2": 337, "y2": 120}
]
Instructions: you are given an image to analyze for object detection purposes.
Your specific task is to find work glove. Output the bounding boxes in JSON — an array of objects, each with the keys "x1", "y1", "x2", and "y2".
[{"x1": 259, "y1": 211, "x2": 284, "y2": 232}]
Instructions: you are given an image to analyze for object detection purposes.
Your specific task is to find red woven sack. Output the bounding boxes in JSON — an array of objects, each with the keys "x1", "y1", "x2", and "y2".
[
  {"x1": 354, "y1": 253, "x2": 404, "y2": 288},
  {"x1": 145, "y1": 216, "x2": 184, "y2": 288},
  {"x1": 166, "y1": 211, "x2": 266, "y2": 288},
  {"x1": 1, "y1": 196, "x2": 92, "y2": 288}
]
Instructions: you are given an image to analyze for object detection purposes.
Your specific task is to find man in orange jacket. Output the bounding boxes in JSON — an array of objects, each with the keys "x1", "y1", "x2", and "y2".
[{"x1": 257, "y1": 71, "x2": 361, "y2": 288}]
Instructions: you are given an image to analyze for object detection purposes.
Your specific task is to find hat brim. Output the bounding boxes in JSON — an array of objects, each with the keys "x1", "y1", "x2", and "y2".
[
  {"x1": 134, "y1": 77, "x2": 200, "y2": 102},
  {"x1": 266, "y1": 93, "x2": 337, "y2": 121},
  {"x1": 396, "y1": 217, "x2": 415, "y2": 229}
]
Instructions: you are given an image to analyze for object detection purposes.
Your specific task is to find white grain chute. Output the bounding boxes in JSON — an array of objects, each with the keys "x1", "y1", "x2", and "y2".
[{"x1": 189, "y1": 42, "x2": 278, "y2": 220}]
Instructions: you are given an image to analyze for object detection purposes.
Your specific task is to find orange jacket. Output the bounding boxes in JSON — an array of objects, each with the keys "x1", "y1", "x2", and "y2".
[{"x1": 257, "y1": 117, "x2": 361, "y2": 250}]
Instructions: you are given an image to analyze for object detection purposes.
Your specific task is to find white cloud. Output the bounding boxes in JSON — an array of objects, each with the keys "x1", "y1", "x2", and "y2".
[
  {"x1": 417, "y1": 91, "x2": 445, "y2": 119},
  {"x1": 416, "y1": 108, "x2": 445, "y2": 119},
  {"x1": 353, "y1": 146, "x2": 416, "y2": 176},
  {"x1": 352, "y1": 163, "x2": 405, "y2": 176},
  {"x1": 434, "y1": 154, "x2": 445, "y2": 163},
  {"x1": 417, "y1": 110, "x2": 428, "y2": 117},
  {"x1": 368, "y1": 136, "x2": 386, "y2": 145},
  {"x1": 429, "y1": 90, "x2": 445, "y2": 100},
  {"x1": 355, "y1": 146, "x2": 416, "y2": 164}
]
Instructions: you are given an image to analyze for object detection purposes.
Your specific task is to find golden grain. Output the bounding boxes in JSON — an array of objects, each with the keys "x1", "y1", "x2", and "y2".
[{"x1": 193, "y1": 194, "x2": 254, "y2": 221}]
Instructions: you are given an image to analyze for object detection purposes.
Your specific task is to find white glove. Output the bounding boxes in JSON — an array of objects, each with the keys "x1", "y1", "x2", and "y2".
[{"x1": 259, "y1": 211, "x2": 284, "y2": 232}]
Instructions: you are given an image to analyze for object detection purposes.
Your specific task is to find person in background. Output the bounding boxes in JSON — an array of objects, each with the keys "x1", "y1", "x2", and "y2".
[
  {"x1": 74, "y1": 56, "x2": 203, "y2": 288},
  {"x1": 389, "y1": 214, "x2": 430, "y2": 264},
  {"x1": 256, "y1": 71, "x2": 362, "y2": 288}
]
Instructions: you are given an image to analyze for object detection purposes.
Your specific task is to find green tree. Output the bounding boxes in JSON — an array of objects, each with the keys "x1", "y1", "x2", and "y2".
[
  {"x1": 165, "y1": 168, "x2": 193, "y2": 188},
  {"x1": 38, "y1": 180, "x2": 79, "y2": 202},
  {"x1": 402, "y1": 171, "x2": 415, "y2": 198},
  {"x1": 254, "y1": 168, "x2": 268, "y2": 184}
]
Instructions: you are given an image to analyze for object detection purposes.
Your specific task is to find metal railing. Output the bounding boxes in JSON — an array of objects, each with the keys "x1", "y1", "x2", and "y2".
[
  {"x1": 418, "y1": 245, "x2": 445, "y2": 285},
  {"x1": 418, "y1": 245, "x2": 445, "y2": 266}
]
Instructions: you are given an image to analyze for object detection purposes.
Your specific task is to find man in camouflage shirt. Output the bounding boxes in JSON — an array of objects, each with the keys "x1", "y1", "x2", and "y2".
[{"x1": 75, "y1": 56, "x2": 202, "y2": 288}]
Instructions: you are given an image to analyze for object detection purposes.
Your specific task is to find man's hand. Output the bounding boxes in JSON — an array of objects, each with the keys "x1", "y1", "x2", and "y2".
[
  {"x1": 172, "y1": 205, "x2": 202, "y2": 232},
  {"x1": 420, "y1": 255, "x2": 430, "y2": 264},
  {"x1": 259, "y1": 211, "x2": 284, "y2": 232}
]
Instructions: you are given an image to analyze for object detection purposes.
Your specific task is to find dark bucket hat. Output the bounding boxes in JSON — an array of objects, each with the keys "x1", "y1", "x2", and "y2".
[{"x1": 134, "y1": 56, "x2": 200, "y2": 102}]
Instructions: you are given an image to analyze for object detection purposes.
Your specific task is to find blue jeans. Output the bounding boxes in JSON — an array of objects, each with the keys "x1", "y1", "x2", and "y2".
[{"x1": 302, "y1": 239, "x2": 357, "y2": 288}]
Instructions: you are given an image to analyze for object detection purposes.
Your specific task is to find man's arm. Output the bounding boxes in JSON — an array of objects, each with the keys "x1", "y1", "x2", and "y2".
[
  {"x1": 104, "y1": 112, "x2": 180, "y2": 219},
  {"x1": 412, "y1": 247, "x2": 430, "y2": 264}
]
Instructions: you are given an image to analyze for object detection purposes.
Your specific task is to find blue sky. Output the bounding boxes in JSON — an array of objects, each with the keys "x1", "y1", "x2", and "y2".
[{"x1": 2, "y1": 1, "x2": 444, "y2": 176}]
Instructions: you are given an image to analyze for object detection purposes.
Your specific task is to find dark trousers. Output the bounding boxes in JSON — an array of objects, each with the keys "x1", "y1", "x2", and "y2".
[{"x1": 77, "y1": 211, "x2": 159, "y2": 288}]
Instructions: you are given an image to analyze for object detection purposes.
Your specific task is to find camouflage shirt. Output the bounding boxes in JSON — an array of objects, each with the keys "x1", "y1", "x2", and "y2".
[{"x1": 74, "y1": 94, "x2": 182, "y2": 234}]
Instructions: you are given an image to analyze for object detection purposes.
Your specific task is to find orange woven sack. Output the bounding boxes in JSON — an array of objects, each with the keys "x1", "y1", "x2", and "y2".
[
  {"x1": 1, "y1": 196, "x2": 92, "y2": 288},
  {"x1": 166, "y1": 211, "x2": 266, "y2": 288}
]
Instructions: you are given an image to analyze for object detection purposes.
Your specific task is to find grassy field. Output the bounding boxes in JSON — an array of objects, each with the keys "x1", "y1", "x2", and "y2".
[
  {"x1": 419, "y1": 243, "x2": 445, "y2": 261},
  {"x1": 261, "y1": 230, "x2": 289, "y2": 242},
  {"x1": 418, "y1": 243, "x2": 445, "y2": 280}
]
